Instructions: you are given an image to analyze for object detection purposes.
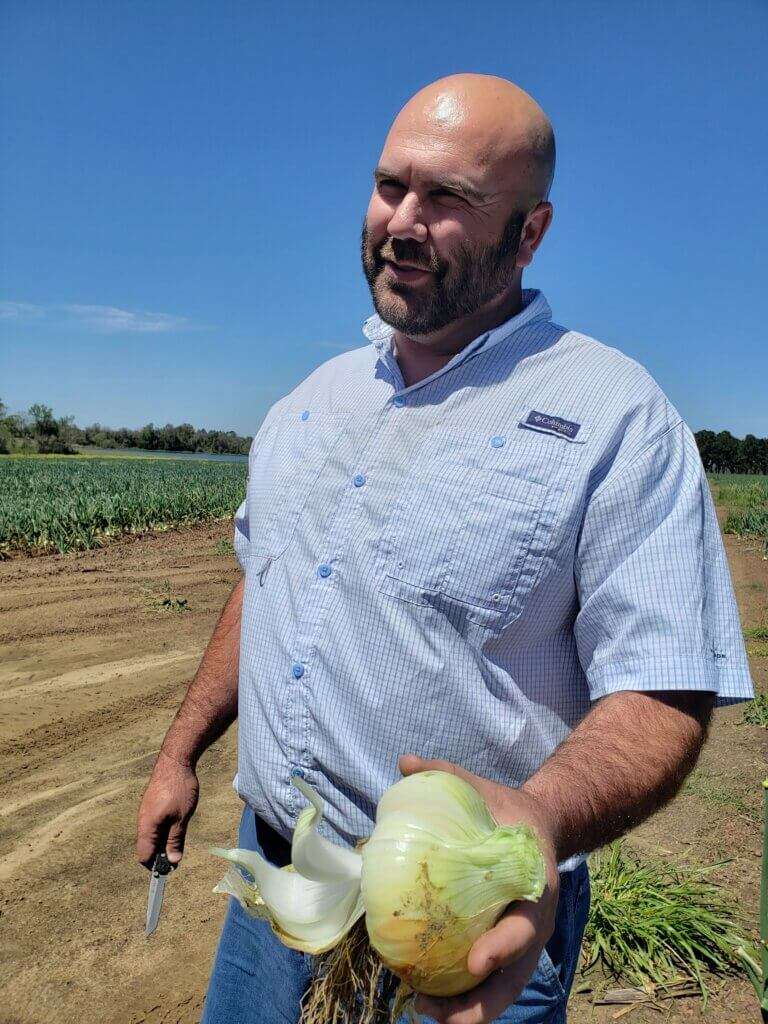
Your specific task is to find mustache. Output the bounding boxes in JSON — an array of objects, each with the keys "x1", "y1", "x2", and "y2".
[{"x1": 377, "y1": 248, "x2": 437, "y2": 273}]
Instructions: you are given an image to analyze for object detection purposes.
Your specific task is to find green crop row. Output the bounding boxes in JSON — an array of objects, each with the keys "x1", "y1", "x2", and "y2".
[
  {"x1": 0, "y1": 456, "x2": 246, "y2": 555},
  {"x1": 710, "y1": 474, "x2": 768, "y2": 541}
]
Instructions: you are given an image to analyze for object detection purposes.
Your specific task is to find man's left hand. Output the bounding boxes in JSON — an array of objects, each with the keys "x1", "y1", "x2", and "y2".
[{"x1": 397, "y1": 754, "x2": 560, "y2": 1024}]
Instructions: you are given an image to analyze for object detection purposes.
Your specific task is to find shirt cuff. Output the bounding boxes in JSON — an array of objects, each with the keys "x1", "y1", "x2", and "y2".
[{"x1": 586, "y1": 649, "x2": 754, "y2": 707}]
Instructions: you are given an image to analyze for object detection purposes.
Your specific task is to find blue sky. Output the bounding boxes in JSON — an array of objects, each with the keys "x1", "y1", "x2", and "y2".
[{"x1": 1, "y1": 1, "x2": 766, "y2": 438}]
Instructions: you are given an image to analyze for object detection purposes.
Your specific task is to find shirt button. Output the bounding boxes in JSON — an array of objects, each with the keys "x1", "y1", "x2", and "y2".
[
  {"x1": 291, "y1": 662, "x2": 305, "y2": 678},
  {"x1": 392, "y1": 395, "x2": 406, "y2": 407},
  {"x1": 300, "y1": 410, "x2": 310, "y2": 421},
  {"x1": 353, "y1": 473, "x2": 366, "y2": 487},
  {"x1": 290, "y1": 767, "x2": 305, "y2": 778},
  {"x1": 490, "y1": 435, "x2": 506, "y2": 448},
  {"x1": 317, "y1": 564, "x2": 332, "y2": 578}
]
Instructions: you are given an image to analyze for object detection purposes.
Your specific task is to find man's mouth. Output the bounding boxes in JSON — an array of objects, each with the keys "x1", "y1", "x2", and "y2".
[{"x1": 383, "y1": 259, "x2": 433, "y2": 282}]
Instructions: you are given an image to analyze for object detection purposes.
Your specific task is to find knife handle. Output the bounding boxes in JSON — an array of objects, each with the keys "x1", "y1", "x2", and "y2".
[{"x1": 152, "y1": 852, "x2": 174, "y2": 875}]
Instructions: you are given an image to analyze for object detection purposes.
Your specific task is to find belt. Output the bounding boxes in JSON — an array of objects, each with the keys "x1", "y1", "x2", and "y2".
[{"x1": 254, "y1": 812, "x2": 292, "y2": 867}]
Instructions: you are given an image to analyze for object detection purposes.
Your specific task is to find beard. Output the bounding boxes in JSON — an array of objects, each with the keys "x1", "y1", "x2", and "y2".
[{"x1": 360, "y1": 209, "x2": 525, "y2": 338}]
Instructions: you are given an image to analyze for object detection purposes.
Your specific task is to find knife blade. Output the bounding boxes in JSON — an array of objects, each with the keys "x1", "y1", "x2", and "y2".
[{"x1": 145, "y1": 852, "x2": 173, "y2": 937}]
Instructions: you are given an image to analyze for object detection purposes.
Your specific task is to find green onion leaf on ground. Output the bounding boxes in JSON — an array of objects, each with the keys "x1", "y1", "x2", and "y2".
[{"x1": 582, "y1": 840, "x2": 756, "y2": 1008}]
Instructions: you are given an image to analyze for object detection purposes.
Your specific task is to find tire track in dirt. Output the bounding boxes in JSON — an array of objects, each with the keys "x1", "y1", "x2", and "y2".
[
  {"x1": 0, "y1": 785, "x2": 129, "y2": 881},
  {"x1": 0, "y1": 677, "x2": 189, "y2": 782},
  {"x1": 0, "y1": 751, "x2": 160, "y2": 818},
  {"x1": 0, "y1": 650, "x2": 199, "y2": 700}
]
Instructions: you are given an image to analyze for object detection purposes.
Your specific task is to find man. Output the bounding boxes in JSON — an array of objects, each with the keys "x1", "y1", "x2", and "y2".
[{"x1": 136, "y1": 73, "x2": 754, "y2": 1024}]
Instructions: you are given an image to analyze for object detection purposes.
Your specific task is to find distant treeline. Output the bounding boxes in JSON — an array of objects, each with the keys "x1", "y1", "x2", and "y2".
[
  {"x1": 1, "y1": 399, "x2": 766, "y2": 473},
  {"x1": 0, "y1": 399, "x2": 252, "y2": 456},
  {"x1": 695, "y1": 430, "x2": 768, "y2": 475}
]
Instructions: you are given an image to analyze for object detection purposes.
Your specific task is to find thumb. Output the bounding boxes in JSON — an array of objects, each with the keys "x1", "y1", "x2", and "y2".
[
  {"x1": 398, "y1": 753, "x2": 467, "y2": 778},
  {"x1": 165, "y1": 819, "x2": 189, "y2": 865}
]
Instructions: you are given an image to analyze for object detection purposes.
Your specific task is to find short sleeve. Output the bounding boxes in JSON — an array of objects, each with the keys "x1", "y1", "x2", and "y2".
[
  {"x1": 233, "y1": 497, "x2": 250, "y2": 572},
  {"x1": 233, "y1": 435, "x2": 260, "y2": 572},
  {"x1": 574, "y1": 421, "x2": 755, "y2": 707}
]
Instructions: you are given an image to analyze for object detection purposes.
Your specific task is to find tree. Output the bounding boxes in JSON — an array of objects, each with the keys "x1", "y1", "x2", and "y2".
[
  {"x1": 0, "y1": 397, "x2": 11, "y2": 453},
  {"x1": 28, "y1": 403, "x2": 58, "y2": 438},
  {"x1": 708, "y1": 431, "x2": 740, "y2": 473},
  {"x1": 137, "y1": 423, "x2": 161, "y2": 450},
  {"x1": 695, "y1": 430, "x2": 717, "y2": 471},
  {"x1": 741, "y1": 434, "x2": 764, "y2": 475}
]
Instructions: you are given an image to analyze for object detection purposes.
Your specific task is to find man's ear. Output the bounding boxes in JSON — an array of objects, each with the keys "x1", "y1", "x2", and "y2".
[{"x1": 516, "y1": 202, "x2": 553, "y2": 269}]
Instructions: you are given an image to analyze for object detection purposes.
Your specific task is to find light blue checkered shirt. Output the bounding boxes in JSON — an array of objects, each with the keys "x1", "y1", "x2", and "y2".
[{"x1": 232, "y1": 288, "x2": 754, "y2": 871}]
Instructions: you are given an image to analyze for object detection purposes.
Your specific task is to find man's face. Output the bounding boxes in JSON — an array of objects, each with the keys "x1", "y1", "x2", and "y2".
[{"x1": 360, "y1": 143, "x2": 526, "y2": 338}]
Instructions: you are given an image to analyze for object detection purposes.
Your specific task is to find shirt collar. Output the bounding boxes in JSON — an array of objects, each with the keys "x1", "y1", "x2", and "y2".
[{"x1": 361, "y1": 288, "x2": 552, "y2": 375}]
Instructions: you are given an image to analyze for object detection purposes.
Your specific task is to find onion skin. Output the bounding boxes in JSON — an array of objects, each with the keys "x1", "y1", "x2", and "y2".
[
  {"x1": 359, "y1": 771, "x2": 546, "y2": 997},
  {"x1": 362, "y1": 852, "x2": 500, "y2": 996}
]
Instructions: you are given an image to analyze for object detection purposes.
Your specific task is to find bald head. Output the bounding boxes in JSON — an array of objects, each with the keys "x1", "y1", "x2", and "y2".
[
  {"x1": 361, "y1": 73, "x2": 556, "y2": 347},
  {"x1": 387, "y1": 73, "x2": 555, "y2": 208}
]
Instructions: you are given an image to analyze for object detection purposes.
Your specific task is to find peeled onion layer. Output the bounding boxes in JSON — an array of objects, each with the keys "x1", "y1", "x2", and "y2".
[
  {"x1": 210, "y1": 775, "x2": 364, "y2": 954},
  {"x1": 290, "y1": 775, "x2": 364, "y2": 884}
]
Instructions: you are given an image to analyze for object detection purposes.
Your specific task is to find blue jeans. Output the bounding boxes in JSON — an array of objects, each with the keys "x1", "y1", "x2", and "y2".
[{"x1": 201, "y1": 807, "x2": 590, "y2": 1024}]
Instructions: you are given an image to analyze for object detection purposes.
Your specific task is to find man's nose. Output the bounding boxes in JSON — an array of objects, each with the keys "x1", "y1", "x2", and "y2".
[{"x1": 387, "y1": 192, "x2": 428, "y2": 243}]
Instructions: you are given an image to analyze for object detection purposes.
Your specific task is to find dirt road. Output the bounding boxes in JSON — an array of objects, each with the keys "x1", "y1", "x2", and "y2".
[{"x1": 1, "y1": 516, "x2": 766, "y2": 1024}]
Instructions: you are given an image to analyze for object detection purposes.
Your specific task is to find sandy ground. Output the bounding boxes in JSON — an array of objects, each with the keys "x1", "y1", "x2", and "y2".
[{"x1": 0, "y1": 506, "x2": 766, "y2": 1024}]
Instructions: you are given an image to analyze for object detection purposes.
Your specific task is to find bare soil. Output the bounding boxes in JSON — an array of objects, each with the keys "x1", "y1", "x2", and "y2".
[{"x1": 1, "y1": 501, "x2": 766, "y2": 1024}]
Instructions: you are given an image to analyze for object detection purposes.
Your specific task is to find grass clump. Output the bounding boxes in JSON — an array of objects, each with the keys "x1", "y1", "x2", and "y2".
[
  {"x1": 724, "y1": 507, "x2": 768, "y2": 538},
  {"x1": 744, "y1": 693, "x2": 768, "y2": 728},
  {"x1": 142, "y1": 580, "x2": 190, "y2": 614},
  {"x1": 581, "y1": 842, "x2": 753, "y2": 1006},
  {"x1": 717, "y1": 480, "x2": 768, "y2": 509}
]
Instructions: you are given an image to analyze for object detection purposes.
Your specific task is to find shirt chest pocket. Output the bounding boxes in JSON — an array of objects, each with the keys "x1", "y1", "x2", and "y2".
[
  {"x1": 246, "y1": 410, "x2": 349, "y2": 560},
  {"x1": 377, "y1": 436, "x2": 563, "y2": 631}
]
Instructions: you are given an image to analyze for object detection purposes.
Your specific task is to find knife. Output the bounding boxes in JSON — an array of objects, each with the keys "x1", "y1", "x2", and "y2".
[{"x1": 145, "y1": 852, "x2": 174, "y2": 937}]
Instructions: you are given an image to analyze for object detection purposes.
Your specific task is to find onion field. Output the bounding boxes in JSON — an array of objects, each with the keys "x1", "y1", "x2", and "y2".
[
  {"x1": 0, "y1": 456, "x2": 247, "y2": 555},
  {"x1": 714, "y1": 473, "x2": 768, "y2": 549}
]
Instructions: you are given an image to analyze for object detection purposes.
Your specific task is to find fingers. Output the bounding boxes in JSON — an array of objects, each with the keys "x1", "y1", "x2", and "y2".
[
  {"x1": 466, "y1": 903, "x2": 540, "y2": 978},
  {"x1": 398, "y1": 754, "x2": 477, "y2": 787},
  {"x1": 135, "y1": 762, "x2": 199, "y2": 869},
  {"x1": 165, "y1": 818, "x2": 189, "y2": 865},
  {"x1": 415, "y1": 943, "x2": 542, "y2": 1024},
  {"x1": 135, "y1": 810, "x2": 170, "y2": 869},
  {"x1": 136, "y1": 809, "x2": 189, "y2": 868}
]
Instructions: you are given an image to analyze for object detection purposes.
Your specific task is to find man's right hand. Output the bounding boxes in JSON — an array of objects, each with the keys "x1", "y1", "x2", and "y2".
[{"x1": 136, "y1": 751, "x2": 200, "y2": 869}]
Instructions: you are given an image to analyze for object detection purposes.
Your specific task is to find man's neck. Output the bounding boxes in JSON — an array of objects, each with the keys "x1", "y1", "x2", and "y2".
[{"x1": 392, "y1": 281, "x2": 524, "y2": 388}]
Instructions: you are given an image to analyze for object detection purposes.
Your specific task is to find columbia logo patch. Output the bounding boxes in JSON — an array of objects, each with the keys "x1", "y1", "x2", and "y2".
[{"x1": 522, "y1": 410, "x2": 581, "y2": 440}]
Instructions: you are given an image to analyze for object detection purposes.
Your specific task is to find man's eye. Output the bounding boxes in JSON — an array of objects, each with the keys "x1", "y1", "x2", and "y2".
[{"x1": 377, "y1": 182, "x2": 462, "y2": 203}]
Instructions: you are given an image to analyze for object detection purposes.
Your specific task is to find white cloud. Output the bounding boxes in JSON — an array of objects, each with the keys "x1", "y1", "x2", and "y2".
[
  {"x1": 61, "y1": 304, "x2": 194, "y2": 334},
  {"x1": 0, "y1": 299, "x2": 203, "y2": 333},
  {"x1": 0, "y1": 301, "x2": 44, "y2": 320}
]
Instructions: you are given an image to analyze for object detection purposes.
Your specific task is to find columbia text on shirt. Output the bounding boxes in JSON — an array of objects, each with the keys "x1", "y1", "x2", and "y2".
[{"x1": 232, "y1": 289, "x2": 754, "y2": 871}]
